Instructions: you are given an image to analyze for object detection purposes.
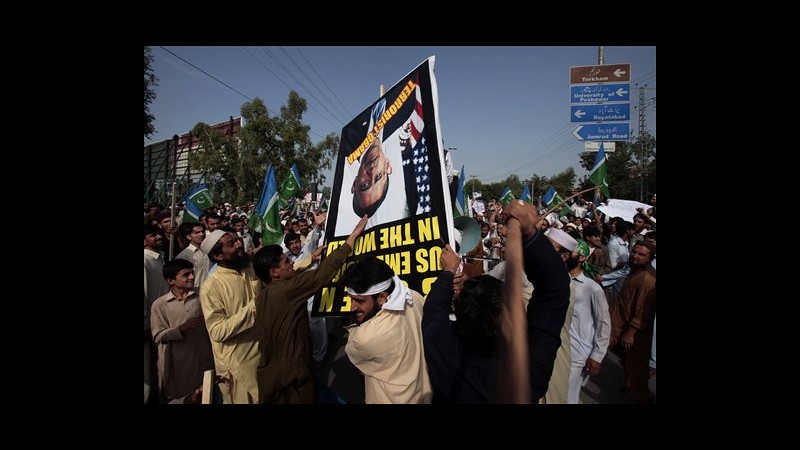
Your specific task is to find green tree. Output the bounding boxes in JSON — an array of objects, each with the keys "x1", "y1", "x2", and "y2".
[
  {"x1": 189, "y1": 122, "x2": 243, "y2": 203},
  {"x1": 471, "y1": 168, "x2": 578, "y2": 210},
  {"x1": 239, "y1": 92, "x2": 337, "y2": 203},
  {"x1": 144, "y1": 46, "x2": 158, "y2": 140},
  {"x1": 189, "y1": 91, "x2": 338, "y2": 205},
  {"x1": 578, "y1": 135, "x2": 656, "y2": 201}
]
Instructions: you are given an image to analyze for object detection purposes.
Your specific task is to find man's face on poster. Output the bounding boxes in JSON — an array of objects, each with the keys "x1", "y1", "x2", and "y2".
[{"x1": 352, "y1": 140, "x2": 392, "y2": 217}]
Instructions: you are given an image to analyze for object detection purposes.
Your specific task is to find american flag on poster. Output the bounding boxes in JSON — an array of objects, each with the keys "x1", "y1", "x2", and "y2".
[{"x1": 402, "y1": 78, "x2": 431, "y2": 214}]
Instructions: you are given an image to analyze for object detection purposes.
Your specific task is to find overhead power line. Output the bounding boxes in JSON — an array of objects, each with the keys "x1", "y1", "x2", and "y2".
[{"x1": 160, "y1": 46, "x2": 329, "y2": 141}]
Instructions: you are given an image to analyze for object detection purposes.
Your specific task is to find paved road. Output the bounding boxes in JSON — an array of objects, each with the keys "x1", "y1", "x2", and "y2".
[{"x1": 314, "y1": 318, "x2": 655, "y2": 404}]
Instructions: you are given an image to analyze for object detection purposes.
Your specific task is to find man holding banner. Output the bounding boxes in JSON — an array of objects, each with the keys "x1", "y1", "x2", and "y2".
[{"x1": 340, "y1": 255, "x2": 432, "y2": 403}]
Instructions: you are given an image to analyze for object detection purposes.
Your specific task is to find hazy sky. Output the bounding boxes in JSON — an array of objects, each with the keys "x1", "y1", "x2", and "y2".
[{"x1": 147, "y1": 46, "x2": 655, "y2": 186}]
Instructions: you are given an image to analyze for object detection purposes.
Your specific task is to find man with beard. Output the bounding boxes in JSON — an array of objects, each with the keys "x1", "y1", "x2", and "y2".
[
  {"x1": 540, "y1": 228, "x2": 579, "y2": 404},
  {"x1": 199, "y1": 230, "x2": 262, "y2": 403},
  {"x1": 567, "y1": 240, "x2": 611, "y2": 404},
  {"x1": 609, "y1": 241, "x2": 656, "y2": 403},
  {"x1": 340, "y1": 256, "x2": 432, "y2": 403},
  {"x1": 144, "y1": 224, "x2": 170, "y2": 403}
]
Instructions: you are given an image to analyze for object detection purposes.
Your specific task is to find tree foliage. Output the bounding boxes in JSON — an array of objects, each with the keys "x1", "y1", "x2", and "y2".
[
  {"x1": 144, "y1": 46, "x2": 158, "y2": 140},
  {"x1": 189, "y1": 122, "x2": 243, "y2": 203},
  {"x1": 468, "y1": 134, "x2": 656, "y2": 208},
  {"x1": 188, "y1": 91, "x2": 338, "y2": 206},
  {"x1": 474, "y1": 168, "x2": 577, "y2": 206},
  {"x1": 578, "y1": 134, "x2": 656, "y2": 201}
]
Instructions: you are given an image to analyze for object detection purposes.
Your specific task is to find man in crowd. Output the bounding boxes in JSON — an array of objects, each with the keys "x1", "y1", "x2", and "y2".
[
  {"x1": 540, "y1": 227, "x2": 578, "y2": 404},
  {"x1": 423, "y1": 244, "x2": 503, "y2": 403},
  {"x1": 150, "y1": 259, "x2": 214, "y2": 402},
  {"x1": 144, "y1": 224, "x2": 169, "y2": 403},
  {"x1": 250, "y1": 215, "x2": 368, "y2": 403},
  {"x1": 340, "y1": 255, "x2": 432, "y2": 403},
  {"x1": 567, "y1": 240, "x2": 611, "y2": 404},
  {"x1": 199, "y1": 229, "x2": 261, "y2": 403},
  {"x1": 175, "y1": 222, "x2": 209, "y2": 288},
  {"x1": 501, "y1": 200, "x2": 571, "y2": 403},
  {"x1": 609, "y1": 241, "x2": 657, "y2": 403}
]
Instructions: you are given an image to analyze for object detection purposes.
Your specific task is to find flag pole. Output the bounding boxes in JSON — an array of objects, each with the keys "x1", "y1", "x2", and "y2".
[
  {"x1": 169, "y1": 181, "x2": 177, "y2": 260},
  {"x1": 591, "y1": 187, "x2": 604, "y2": 227},
  {"x1": 543, "y1": 186, "x2": 600, "y2": 216}
]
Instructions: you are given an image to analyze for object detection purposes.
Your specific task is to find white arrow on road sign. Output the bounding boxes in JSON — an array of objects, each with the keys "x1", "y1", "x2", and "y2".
[
  {"x1": 613, "y1": 68, "x2": 627, "y2": 78},
  {"x1": 614, "y1": 87, "x2": 628, "y2": 97},
  {"x1": 574, "y1": 110, "x2": 586, "y2": 119},
  {"x1": 572, "y1": 123, "x2": 630, "y2": 141}
]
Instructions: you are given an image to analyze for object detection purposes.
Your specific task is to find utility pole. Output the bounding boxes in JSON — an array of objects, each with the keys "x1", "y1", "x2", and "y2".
[
  {"x1": 638, "y1": 84, "x2": 648, "y2": 202},
  {"x1": 470, "y1": 175, "x2": 477, "y2": 199},
  {"x1": 598, "y1": 46, "x2": 604, "y2": 65}
]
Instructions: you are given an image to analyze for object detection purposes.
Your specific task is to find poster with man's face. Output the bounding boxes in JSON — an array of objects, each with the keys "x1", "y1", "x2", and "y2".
[{"x1": 313, "y1": 57, "x2": 454, "y2": 316}]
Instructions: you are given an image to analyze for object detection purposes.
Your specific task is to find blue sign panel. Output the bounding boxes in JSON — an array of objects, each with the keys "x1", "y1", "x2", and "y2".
[
  {"x1": 571, "y1": 103, "x2": 630, "y2": 123},
  {"x1": 572, "y1": 123, "x2": 630, "y2": 141},
  {"x1": 570, "y1": 83, "x2": 630, "y2": 103}
]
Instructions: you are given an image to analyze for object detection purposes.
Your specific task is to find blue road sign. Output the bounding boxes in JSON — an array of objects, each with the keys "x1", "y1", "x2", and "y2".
[
  {"x1": 571, "y1": 83, "x2": 630, "y2": 103},
  {"x1": 572, "y1": 123, "x2": 630, "y2": 141},
  {"x1": 571, "y1": 103, "x2": 630, "y2": 123}
]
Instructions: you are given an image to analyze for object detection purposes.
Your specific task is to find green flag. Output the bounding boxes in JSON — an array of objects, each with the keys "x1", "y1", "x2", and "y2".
[
  {"x1": 259, "y1": 165, "x2": 283, "y2": 246},
  {"x1": 319, "y1": 195, "x2": 329, "y2": 212},
  {"x1": 543, "y1": 186, "x2": 570, "y2": 217},
  {"x1": 454, "y1": 165, "x2": 466, "y2": 218},
  {"x1": 499, "y1": 186, "x2": 515, "y2": 205},
  {"x1": 186, "y1": 184, "x2": 214, "y2": 210},
  {"x1": 589, "y1": 143, "x2": 611, "y2": 199},
  {"x1": 183, "y1": 184, "x2": 213, "y2": 223},
  {"x1": 248, "y1": 210, "x2": 262, "y2": 233},
  {"x1": 521, "y1": 185, "x2": 533, "y2": 204},
  {"x1": 278, "y1": 164, "x2": 302, "y2": 210}
]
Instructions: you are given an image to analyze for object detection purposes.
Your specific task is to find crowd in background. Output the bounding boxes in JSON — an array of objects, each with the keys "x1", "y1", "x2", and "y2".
[{"x1": 144, "y1": 192, "x2": 656, "y2": 404}]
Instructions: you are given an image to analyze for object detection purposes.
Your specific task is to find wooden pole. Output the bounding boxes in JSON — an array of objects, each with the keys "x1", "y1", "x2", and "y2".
[
  {"x1": 543, "y1": 186, "x2": 600, "y2": 216},
  {"x1": 202, "y1": 369, "x2": 215, "y2": 404}
]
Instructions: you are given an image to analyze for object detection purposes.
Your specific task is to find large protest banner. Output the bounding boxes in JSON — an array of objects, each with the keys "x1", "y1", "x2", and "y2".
[{"x1": 313, "y1": 56, "x2": 454, "y2": 316}]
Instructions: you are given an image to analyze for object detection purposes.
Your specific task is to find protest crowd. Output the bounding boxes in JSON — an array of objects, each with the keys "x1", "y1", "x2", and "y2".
[
  {"x1": 144, "y1": 188, "x2": 656, "y2": 404},
  {"x1": 144, "y1": 56, "x2": 655, "y2": 405}
]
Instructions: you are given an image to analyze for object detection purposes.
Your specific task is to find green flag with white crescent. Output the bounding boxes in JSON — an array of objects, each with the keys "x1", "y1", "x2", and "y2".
[
  {"x1": 589, "y1": 143, "x2": 611, "y2": 199},
  {"x1": 499, "y1": 186, "x2": 515, "y2": 205},
  {"x1": 260, "y1": 166, "x2": 283, "y2": 246},
  {"x1": 183, "y1": 184, "x2": 214, "y2": 223},
  {"x1": 187, "y1": 184, "x2": 214, "y2": 210},
  {"x1": 278, "y1": 164, "x2": 302, "y2": 210}
]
